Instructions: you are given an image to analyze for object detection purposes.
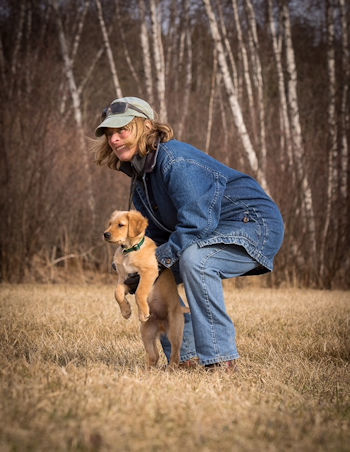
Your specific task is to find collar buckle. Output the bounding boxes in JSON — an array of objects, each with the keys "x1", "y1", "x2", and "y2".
[{"x1": 122, "y1": 237, "x2": 145, "y2": 255}]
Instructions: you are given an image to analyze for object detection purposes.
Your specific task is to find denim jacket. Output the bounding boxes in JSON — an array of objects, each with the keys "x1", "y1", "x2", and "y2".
[{"x1": 132, "y1": 139, "x2": 284, "y2": 274}]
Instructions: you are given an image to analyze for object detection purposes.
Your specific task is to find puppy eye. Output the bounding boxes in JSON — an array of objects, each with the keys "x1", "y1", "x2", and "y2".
[{"x1": 118, "y1": 223, "x2": 124, "y2": 228}]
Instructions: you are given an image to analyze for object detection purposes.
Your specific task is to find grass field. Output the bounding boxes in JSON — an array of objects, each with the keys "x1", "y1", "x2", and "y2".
[{"x1": 0, "y1": 283, "x2": 349, "y2": 451}]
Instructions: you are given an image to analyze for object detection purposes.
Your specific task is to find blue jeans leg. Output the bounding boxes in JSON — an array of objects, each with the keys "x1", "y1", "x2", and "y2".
[{"x1": 179, "y1": 244, "x2": 260, "y2": 365}]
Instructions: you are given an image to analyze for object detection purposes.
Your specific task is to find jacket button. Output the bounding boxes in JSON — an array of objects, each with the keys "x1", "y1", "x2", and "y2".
[
  {"x1": 243, "y1": 216, "x2": 249, "y2": 223},
  {"x1": 165, "y1": 258, "x2": 172, "y2": 266}
]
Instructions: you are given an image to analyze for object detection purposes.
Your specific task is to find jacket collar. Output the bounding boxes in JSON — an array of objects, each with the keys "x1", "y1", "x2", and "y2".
[{"x1": 118, "y1": 142, "x2": 160, "y2": 178}]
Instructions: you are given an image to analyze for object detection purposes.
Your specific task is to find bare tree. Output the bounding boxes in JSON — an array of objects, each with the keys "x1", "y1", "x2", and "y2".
[
  {"x1": 231, "y1": 0, "x2": 253, "y2": 112},
  {"x1": 320, "y1": 0, "x2": 342, "y2": 280},
  {"x1": 205, "y1": 47, "x2": 218, "y2": 153},
  {"x1": 177, "y1": 0, "x2": 192, "y2": 139},
  {"x1": 115, "y1": 1, "x2": 141, "y2": 87},
  {"x1": 139, "y1": 0, "x2": 154, "y2": 104},
  {"x1": 149, "y1": 0, "x2": 167, "y2": 121},
  {"x1": 338, "y1": 0, "x2": 349, "y2": 203},
  {"x1": 203, "y1": 0, "x2": 268, "y2": 190},
  {"x1": 267, "y1": 0, "x2": 293, "y2": 173},
  {"x1": 245, "y1": 0, "x2": 267, "y2": 173},
  {"x1": 51, "y1": 0, "x2": 96, "y2": 226},
  {"x1": 282, "y1": 1, "x2": 317, "y2": 261},
  {"x1": 95, "y1": 0, "x2": 123, "y2": 98}
]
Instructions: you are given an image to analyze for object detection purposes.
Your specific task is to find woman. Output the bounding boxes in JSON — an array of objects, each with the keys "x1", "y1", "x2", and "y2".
[{"x1": 94, "y1": 96, "x2": 284, "y2": 369}]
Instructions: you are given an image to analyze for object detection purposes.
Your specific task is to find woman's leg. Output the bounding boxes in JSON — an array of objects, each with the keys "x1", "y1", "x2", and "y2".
[{"x1": 179, "y1": 243, "x2": 259, "y2": 365}]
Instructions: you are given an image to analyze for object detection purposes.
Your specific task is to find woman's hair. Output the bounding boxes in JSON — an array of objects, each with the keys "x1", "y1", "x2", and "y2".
[{"x1": 92, "y1": 117, "x2": 174, "y2": 170}]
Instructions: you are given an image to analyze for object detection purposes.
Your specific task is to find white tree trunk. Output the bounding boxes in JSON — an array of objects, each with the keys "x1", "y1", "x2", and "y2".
[
  {"x1": 51, "y1": 0, "x2": 96, "y2": 226},
  {"x1": 60, "y1": 2, "x2": 88, "y2": 115},
  {"x1": 149, "y1": 0, "x2": 167, "y2": 122},
  {"x1": 205, "y1": 47, "x2": 218, "y2": 153},
  {"x1": 177, "y1": 1, "x2": 192, "y2": 139},
  {"x1": 95, "y1": 0, "x2": 122, "y2": 98},
  {"x1": 245, "y1": 0, "x2": 267, "y2": 173},
  {"x1": 217, "y1": 0, "x2": 238, "y2": 90},
  {"x1": 282, "y1": 1, "x2": 317, "y2": 258},
  {"x1": 267, "y1": 0, "x2": 293, "y2": 173},
  {"x1": 231, "y1": 0, "x2": 254, "y2": 114},
  {"x1": 339, "y1": 0, "x2": 349, "y2": 202},
  {"x1": 203, "y1": 0, "x2": 268, "y2": 191},
  {"x1": 139, "y1": 0, "x2": 154, "y2": 104},
  {"x1": 321, "y1": 0, "x2": 339, "y2": 278}
]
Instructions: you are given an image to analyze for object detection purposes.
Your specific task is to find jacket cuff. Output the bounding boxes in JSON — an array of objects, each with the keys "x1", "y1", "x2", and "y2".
[{"x1": 155, "y1": 244, "x2": 177, "y2": 268}]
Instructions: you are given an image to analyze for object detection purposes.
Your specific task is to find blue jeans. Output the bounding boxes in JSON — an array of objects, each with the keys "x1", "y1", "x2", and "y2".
[{"x1": 160, "y1": 244, "x2": 260, "y2": 365}]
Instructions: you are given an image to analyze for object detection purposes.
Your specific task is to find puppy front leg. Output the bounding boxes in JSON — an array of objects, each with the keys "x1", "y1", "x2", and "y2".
[
  {"x1": 114, "y1": 283, "x2": 132, "y2": 319},
  {"x1": 135, "y1": 270, "x2": 158, "y2": 323}
]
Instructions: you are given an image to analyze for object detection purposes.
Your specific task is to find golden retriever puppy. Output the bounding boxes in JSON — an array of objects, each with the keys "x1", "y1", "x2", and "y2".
[
  {"x1": 104, "y1": 210, "x2": 158, "y2": 322},
  {"x1": 104, "y1": 210, "x2": 189, "y2": 368}
]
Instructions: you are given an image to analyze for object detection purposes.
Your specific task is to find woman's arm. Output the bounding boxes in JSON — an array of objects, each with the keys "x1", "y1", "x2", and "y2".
[{"x1": 156, "y1": 158, "x2": 227, "y2": 267}]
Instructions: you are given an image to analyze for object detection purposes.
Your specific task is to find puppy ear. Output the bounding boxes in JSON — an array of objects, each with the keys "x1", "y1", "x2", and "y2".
[{"x1": 127, "y1": 211, "x2": 148, "y2": 238}]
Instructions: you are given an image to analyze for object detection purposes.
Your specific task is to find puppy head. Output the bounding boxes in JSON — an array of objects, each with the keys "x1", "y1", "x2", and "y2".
[{"x1": 104, "y1": 210, "x2": 148, "y2": 245}]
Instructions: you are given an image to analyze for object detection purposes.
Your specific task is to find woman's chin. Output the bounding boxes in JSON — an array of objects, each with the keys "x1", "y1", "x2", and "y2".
[{"x1": 114, "y1": 148, "x2": 137, "y2": 162}]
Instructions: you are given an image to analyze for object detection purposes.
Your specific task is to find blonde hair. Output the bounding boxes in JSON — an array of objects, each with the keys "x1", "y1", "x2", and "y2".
[{"x1": 93, "y1": 117, "x2": 174, "y2": 170}]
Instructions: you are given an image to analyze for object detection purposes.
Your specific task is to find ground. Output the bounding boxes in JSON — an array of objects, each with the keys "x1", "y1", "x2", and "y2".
[{"x1": 0, "y1": 284, "x2": 349, "y2": 451}]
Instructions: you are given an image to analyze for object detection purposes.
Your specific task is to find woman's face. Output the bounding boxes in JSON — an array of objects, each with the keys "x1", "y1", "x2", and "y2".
[{"x1": 106, "y1": 127, "x2": 138, "y2": 161}]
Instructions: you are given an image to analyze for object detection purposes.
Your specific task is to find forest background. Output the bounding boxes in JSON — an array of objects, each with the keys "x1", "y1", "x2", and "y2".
[{"x1": 0, "y1": 0, "x2": 349, "y2": 289}]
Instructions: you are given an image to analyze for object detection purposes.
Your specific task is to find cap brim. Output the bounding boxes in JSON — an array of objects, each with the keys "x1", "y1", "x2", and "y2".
[{"x1": 95, "y1": 115, "x2": 135, "y2": 137}]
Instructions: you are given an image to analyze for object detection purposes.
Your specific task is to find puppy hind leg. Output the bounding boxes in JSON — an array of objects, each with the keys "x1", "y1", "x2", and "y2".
[
  {"x1": 167, "y1": 311, "x2": 185, "y2": 368},
  {"x1": 140, "y1": 321, "x2": 160, "y2": 368}
]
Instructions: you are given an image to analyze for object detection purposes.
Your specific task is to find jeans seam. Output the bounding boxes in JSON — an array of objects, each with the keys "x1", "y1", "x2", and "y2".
[{"x1": 200, "y1": 247, "x2": 224, "y2": 358}]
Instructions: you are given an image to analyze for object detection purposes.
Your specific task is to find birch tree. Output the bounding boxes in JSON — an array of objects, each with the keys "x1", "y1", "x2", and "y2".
[
  {"x1": 203, "y1": 0, "x2": 268, "y2": 191},
  {"x1": 282, "y1": 1, "x2": 317, "y2": 260},
  {"x1": 205, "y1": 47, "x2": 218, "y2": 153},
  {"x1": 216, "y1": 1, "x2": 238, "y2": 92},
  {"x1": 245, "y1": 0, "x2": 267, "y2": 173},
  {"x1": 320, "y1": 0, "x2": 342, "y2": 280},
  {"x1": 149, "y1": 0, "x2": 167, "y2": 121},
  {"x1": 51, "y1": 0, "x2": 96, "y2": 226},
  {"x1": 60, "y1": 1, "x2": 88, "y2": 114},
  {"x1": 339, "y1": 0, "x2": 349, "y2": 202},
  {"x1": 177, "y1": 1, "x2": 192, "y2": 139},
  {"x1": 267, "y1": 0, "x2": 293, "y2": 172},
  {"x1": 139, "y1": 0, "x2": 154, "y2": 104},
  {"x1": 95, "y1": 0, "x2": 123, "y2": 98},
  {"x1": 231, "y1": 0, "x2": 253, "y2": 112}
]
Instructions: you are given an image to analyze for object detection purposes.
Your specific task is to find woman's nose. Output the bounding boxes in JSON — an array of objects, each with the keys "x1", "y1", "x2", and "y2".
[{"x1": 110, "y1": 132, "x2": 120, "y2": 143}]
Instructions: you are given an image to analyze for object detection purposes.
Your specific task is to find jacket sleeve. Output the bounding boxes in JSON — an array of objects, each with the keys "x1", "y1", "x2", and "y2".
[{"x1": 155, "y1": 158, "x2": 227, "y2": 267}]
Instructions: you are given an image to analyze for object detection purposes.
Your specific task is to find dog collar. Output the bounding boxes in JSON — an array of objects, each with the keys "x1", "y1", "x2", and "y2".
[{"x1": 122, "y1": 237, "x2": 145, "y2": 254}]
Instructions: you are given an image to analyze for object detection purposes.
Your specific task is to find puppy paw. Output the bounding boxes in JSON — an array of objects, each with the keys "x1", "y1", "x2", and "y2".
[
  {"x1": 138, "y1": 311, "x2": 151, "y2": 323},
  {"x1": 120, "y1": 301, "x2": 132, "y2": 319}
]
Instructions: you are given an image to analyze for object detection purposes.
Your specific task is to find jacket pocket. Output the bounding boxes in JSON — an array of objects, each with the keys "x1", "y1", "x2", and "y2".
[{"x1": 222, "y1": 196, "x2": 258, "y2": 223}]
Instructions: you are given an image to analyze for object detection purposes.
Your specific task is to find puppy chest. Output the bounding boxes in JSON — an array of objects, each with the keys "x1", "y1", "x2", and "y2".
[{"x1": 121, "y1": 256, "x2": 138, "y2": 274}]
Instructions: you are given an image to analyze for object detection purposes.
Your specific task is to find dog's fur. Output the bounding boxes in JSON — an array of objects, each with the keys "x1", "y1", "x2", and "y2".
[{"x1": 104, "y1": 210, "x2": 189, "y2": 367}]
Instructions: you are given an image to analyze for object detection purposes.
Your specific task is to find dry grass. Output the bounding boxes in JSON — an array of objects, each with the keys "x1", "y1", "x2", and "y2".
[{"x1": 0, "y1": 284, "x2": 349, "y2": 452}]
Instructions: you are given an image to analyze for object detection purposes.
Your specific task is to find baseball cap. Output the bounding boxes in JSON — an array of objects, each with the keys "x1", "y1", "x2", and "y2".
[{"x1": 95, "y1": 97, "x2": 154, "y2": 137}]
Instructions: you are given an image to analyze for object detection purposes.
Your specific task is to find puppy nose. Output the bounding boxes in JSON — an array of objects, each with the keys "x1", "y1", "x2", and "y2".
[{"x1": 104, "y1": 232, "x2": 111, "y2": 240}]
